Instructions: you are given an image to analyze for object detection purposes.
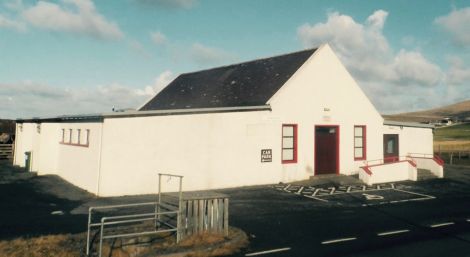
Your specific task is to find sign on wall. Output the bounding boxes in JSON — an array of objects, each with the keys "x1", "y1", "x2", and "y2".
[{"x1": 261, "y1": 149, "x2": 272, "y2": 162}]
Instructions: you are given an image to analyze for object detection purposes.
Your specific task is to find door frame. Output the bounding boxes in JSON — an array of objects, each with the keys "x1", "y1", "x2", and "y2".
[
  {"x1": 314, "y1": 125, "x2": 340, "y2": 175},
  {"x1": 383, "y1": 134, "x2": 399, "y2": 163}
]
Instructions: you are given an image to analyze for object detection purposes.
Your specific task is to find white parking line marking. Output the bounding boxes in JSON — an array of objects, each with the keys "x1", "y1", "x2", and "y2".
[
  {"x1": 245, "y1": 247, "x2": 291, "y2": 256},
  {"x1": 392, "y1": 188, "x2": 435, "y2": 199},
  {"x1": 295, "y1": 186, "x2": 304, "y2": 195},
  {"x1": 430, "y1": 222, "x2": 455, "y2": 228},
  {"x1": 321, "y1": 237, "x2": 357, "y2": 244},
  {"x1": 304, "y1": 195, "x2": 329, "y2": 202},
  {"x1": 377, "y1": 229, "x2": 410, "y2": 236}
]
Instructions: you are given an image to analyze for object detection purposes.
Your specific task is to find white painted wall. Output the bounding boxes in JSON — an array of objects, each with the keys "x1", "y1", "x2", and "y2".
[
  {"x1": 98, "y1": 111, "x2": 281, "y2": 196},
  {"x1": 359, "y1": 161, "x2": 417, "y2": 185},
  {"x1": 14, "y1": 123, "x2": 37, "y2": 170},
  {"x1": 57, "y1": 122, "x2": 103, "y2": 194},
  {"x1": 382, "y1": 125, "x2": 434, "y2": 157},
  {"x1": 34, "y1": 123, "x2": 61, "y2": 175},
  {"x1": 268, "y1": 44, "x2": 384, "y2": 176},
  {"x1": 413, "y1": 157, "x2": 444, "y2": 178}
]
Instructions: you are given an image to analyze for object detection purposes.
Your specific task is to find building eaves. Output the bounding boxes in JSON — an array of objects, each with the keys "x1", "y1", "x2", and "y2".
[
  {"x1": 384, "y1": 120, "x2": 434, "y2": 129},
  {"x1": 16, "y1": 105, "x2": 272, "y2": 123}
]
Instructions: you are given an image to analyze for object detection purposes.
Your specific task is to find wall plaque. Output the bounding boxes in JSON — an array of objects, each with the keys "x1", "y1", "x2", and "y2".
[{"x1": 261, "y1": 149, "x2": 272, "y2": 162}]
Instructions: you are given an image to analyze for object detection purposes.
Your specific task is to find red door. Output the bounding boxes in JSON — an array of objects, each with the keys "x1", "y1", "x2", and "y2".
[
  {"x1": 383, "y1": 134, "x2": 399, "y2": 163},
  {"x1": 315, "y1": 126, "x2": 339, "y2": 175}
]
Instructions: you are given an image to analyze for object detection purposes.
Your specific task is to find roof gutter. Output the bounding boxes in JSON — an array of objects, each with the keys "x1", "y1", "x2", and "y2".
[
  {"x1": 16, "y1": 105, "x2": 272, "y2": 123},
  {"x1": 384, "y1": 120, "x2": 434, "y2": 129}
]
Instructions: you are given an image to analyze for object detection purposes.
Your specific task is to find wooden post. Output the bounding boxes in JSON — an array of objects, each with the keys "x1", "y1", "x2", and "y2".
[{"x1": 224, "y1": 198, "x2": 229, "y2": 236}]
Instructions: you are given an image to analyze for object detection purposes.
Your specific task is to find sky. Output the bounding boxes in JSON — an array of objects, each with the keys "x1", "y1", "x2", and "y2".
[{"x1": 0, "y1": 0, "x2": 469, "y2": 119}]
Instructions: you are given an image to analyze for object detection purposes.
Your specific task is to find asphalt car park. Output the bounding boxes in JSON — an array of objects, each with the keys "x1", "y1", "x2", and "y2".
[
  {"x1": 1, "y1": 161, "x2": 470, "y2": 257},
  {"x1": 273, "y1": 182, "x2": 435, "y2": 207},
  {"x1": 224, "y1": 166, "x2": 470, "y2": 257}
]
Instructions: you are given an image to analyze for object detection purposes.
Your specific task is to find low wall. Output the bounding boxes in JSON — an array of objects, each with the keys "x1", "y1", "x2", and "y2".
[
  {"x1": 413, "y1": 157, "x2": 444, "y2": 178},
  {"x1": 359, "y1": 161, "x2": 417, "y2": 185}
]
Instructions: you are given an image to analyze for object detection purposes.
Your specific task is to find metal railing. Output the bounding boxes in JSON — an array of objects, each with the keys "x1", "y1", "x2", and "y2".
[
  {"x1": 86, "y1": 173, "x2": 183, "y2": 257},
  {"x1": 362, "y1": 155, "x2": 416, "y2": 167}
]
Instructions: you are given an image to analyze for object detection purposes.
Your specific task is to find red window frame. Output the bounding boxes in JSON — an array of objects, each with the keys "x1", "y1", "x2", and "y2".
[
  {"x1": 282, "y1": 124, "x2": 298, "y2": 164},
  {"x1": 354, "y1": 125, "x2": 366, "y2": 161}
]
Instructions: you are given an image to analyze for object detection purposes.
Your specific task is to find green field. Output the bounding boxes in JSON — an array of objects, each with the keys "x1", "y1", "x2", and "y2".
[{"x1": 434, "y1": 123, "x2": 470, "y2": 141}]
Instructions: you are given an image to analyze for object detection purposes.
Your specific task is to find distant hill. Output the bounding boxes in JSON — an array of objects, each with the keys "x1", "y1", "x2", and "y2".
[
  {"x1": 0, "y1": 119, "x2": 15, "y2": 134},
  {"x1": 383, "y1": 100, "x2": 470, "y2": 123}
]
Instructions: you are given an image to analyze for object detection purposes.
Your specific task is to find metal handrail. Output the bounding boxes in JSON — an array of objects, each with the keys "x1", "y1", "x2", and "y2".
[
  {"x1": 86, "y1": 173, "x2": 184, "y2": 257},
  {"x1": 363, "y1": 155, "x2": 415, "y2": 166}
]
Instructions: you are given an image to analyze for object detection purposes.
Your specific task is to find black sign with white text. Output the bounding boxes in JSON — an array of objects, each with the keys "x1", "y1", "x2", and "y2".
[{"x1": 261, "y1": 149, "x2": 272, "y2": 162}]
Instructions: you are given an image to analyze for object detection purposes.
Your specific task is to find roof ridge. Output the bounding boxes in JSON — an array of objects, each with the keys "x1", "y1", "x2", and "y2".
[{"x1": 178, "y1": 47, "x2": 318, "y2": 77}]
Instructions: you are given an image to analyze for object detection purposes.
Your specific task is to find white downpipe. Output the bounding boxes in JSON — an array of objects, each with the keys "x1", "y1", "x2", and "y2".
[{"x1": 96, "y1": 122, "x2": 105, "y2": 196}]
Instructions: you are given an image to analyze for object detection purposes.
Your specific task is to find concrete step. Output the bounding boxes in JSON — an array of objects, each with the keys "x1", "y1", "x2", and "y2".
[{"x1": 417, "y1": 169, "x2": 437, "y2": 181}]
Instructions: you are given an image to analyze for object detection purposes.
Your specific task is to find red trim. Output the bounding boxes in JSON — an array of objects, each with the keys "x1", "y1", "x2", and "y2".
[
  {"x1": 281, "y1": 124, "x2": 297, "y2": 164},
  {"x1": 361, "y1": 166, "x2": 372, "y2": 175},
  {"x1": 314, "y1": 125, "x2": 340, "y2": 175},
  {"x1": 408, "y1": 156, "x2": 444, "y2": 166},
  {"x1": 433, "y1": 155, "x2": 444, "y2": 166},
  {"x1": 354, "y1": 125, "x2": 366, "y2": 161},
  {"x1": 361, "y1": 159, "x2": 416, "y2": 176}
]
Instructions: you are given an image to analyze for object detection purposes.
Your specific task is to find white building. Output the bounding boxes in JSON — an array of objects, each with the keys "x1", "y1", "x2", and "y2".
[{"x1": 13, "y1": 44, "x2": 443, "y2": 196}]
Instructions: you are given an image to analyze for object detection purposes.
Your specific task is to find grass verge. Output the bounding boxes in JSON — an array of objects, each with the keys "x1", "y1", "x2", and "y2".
[{"x1": 0, "y1": 227, "x2": 248, "y2": 257}]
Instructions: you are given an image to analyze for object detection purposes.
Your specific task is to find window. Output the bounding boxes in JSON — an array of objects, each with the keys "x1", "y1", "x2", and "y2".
[
  {"x1": 60, "y1": 128, "x2": 89, "y2": 147},
  {"x1": 77, "y1": 129, "x2": 81, "y2": 144},
  {"x1": 85, "y1": 129, "x2": 90, "y2": 146},
  {"x1": 282, "y1": 124, "x2": 297, "y2": 163},
  {"x1": 354, "y1": 126, "x2": 366, "y2": 160}
]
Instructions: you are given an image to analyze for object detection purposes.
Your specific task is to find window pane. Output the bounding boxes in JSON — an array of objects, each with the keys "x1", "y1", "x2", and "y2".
[
  {"x1": 77, "y1": 129, "x2": 81, "y2": 144},
  {"x1": 283, "y1": 126, "x2": 294, "y2": 137},
  {"x1": 387, "y1": 139, "x2": 394, "y2": 153},
  {"x1": 354, "y1": 127, "x2": 363, "y2": 137},
  {"x1": 354, "y1": 137, "x2": 363, "y2": 147},
  {"x1": 355, "y1": 148, "x2": 363, "y2": 158},
  {"x1": 282, "y1": 149, "x2": 294, "y2": 160},
  {"x1": 283, "y1": 137, "x2": 294, "y2": 148}
]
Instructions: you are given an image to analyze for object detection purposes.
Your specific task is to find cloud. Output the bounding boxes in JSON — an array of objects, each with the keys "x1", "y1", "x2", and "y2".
[
  {"x1": 0, "y1": 13, "x2": 25, "y2": 31},
  {"x1": 435, "y1": 7, "x2": 470, "y2": 47},
  {"x1": 190, "y1": 43, "x2": 235, "y2": 65},
  {"x1": 0, "y1": 79, "x2": 171, "y2": 119},
  {"x1": 445, "y1": 56, "x2": 470, "y2": 86},
  {"x1": 392, "y1": 50, "x2": 442, "y2": 85},
  {"x1": 135, "y1": 0, "x2": 197, "y2": 9},
  {"x1": 150, "y1": 31, "x2": 167, "y2": 45},
  {"x1": 21, "y1": 0, "x2": 124, "y2": 40},
  {"x1": 137, "y1": 70, "x2": 175, "y2": 96},
  {"x1": 297, "y1": 10, "x2": 447, "y2": 113}
]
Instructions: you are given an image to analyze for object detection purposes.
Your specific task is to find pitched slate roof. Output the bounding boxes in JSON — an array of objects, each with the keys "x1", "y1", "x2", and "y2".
[{"x1": 139, "y1": 48, "x2": 317, "y2": 111}]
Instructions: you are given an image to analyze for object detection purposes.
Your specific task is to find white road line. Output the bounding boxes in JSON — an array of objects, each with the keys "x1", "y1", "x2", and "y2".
[
  {"x1": 467, "y1": 219, "x2": 470, "y2": 222},
  {"x1": 295, "y1": 186, "x2": 304, "y2": 195},
  {"x1": 377, "y1": 229, "x2": 410, "y2": 236},
  {"x1": 321, "y1": 237, "x2": 357, "y2": 244},
  {"x1": 329, "y1": 187, "x2": 336, "y2": 194},
  {"x1": 304, "y1": 195, "x2": 329, "y2": 202},
  {"x1": 392, "y1": 188, "x2": 435, "y2": 199},
  {"x1": 312, "y1": 188, "x2": 320, "y2": 196},
  {"x1": 430, "y1": 222, "x2": 455, "y2": 228},
  {"x1": 245, "y1": 247, "x2": 291, "y2": 256}
]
